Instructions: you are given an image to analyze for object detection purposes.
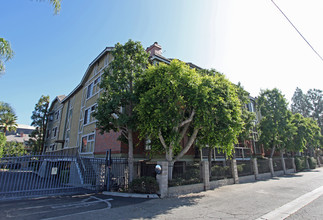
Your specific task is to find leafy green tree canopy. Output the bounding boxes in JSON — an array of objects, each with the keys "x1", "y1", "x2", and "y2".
[
  {"x1": 0, "y1": 38, "x2": 14, "y2": 74},
  {"x1": 289, "y1": 113, "x2": 321, "y2": 153},
  {"x1": 94, "y1": 40, "x2": 149, "y2": 183},
  {"x1": 0, "y1": 102, "x2": 17, "y2": 133},
  {"x1": 30, "y1": 95, "x2": 50, "y2": 153},
  {"x1": 291, "y1": 88, "x2": 323, "y2": 133},
  {"x1": 257, "y1": 88, "x2": 295, "y2": 157},
  {"x1": 135, "y1": 60, "x2": 243, "y2": 178}
]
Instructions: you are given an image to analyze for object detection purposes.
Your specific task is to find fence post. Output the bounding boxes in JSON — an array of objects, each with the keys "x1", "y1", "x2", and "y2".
[
  {"x1": 201, "y1": 161, "x2": 210, "y2": 191},
  {"x1": 305, "y1": 157, "x2": 310, "y2": 169},
  {"x1": 231, "y1": 159, "x2": 239, "y2": 184},
  {"x1": 253, "y1": 158, "x2": 259, "y2": 180},
  {"x1": 269, "y1": 158, "x2": 275, "y2": 177},
  {"x1": 316, "y1": 156, "x2": 321, "y2": 167},
  {"x1": 281, "y1": 155, "x2": 287, "y2": 174},
  {"x1": 292, "y1": 158, "x2": 296, "y2": 172},
  {"x1": 156, "y1": 161, "x2": 168, "y2": 198}
]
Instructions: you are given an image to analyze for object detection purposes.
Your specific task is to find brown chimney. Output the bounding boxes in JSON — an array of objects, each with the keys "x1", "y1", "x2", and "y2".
[{"x1": 146, "y1": 42, "x2": 162, "y2": 56}]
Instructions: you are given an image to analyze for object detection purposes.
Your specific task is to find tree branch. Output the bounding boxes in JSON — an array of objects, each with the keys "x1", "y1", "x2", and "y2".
[
  {"x1": 159, "y1": 130, "x2": 167, "y2": 150},
  {"x1": 175, "y1": 128, "x2": 199, "y2": 162},
  {"x1": 179, "y1": 110, "x2": 195, "y2": 128}
]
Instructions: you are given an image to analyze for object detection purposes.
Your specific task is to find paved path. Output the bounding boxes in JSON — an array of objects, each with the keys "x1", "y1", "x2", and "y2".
[{"x1": 1, "y1": 167, "x2": 323, "y2": 219}]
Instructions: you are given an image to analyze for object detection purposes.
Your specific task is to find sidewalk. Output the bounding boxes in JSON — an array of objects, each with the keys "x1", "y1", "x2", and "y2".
[{"x1": 45, "y1": 167, "x2": 323, "y2": 220}]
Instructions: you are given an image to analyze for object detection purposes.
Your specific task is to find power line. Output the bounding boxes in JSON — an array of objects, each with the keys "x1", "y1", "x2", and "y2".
[{"x1": 271, "y1": 0, "x2": 323, "y2": 62}]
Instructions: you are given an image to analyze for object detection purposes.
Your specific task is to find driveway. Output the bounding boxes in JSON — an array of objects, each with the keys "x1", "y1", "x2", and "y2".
[{"x1": 0, "y1": 193, "x2": 149, "y2": 220}]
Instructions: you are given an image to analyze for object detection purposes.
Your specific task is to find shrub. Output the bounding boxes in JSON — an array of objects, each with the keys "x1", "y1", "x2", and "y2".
[
  {"x1": 308, "y1": 157, "x2": 317, "y2": 169},
  {"x1": 129, "y1": 176, "x2": 159, "y2": 194},
  {"x1": 237, "y1": 164, "x2": 243, "y2": 173},
  {"x1": 295, "y1": 157, "x2": 306, "y2": 171},
  {"x1": 210, "y1": 165, "x2": 231, "y2": 180},
  {"x1": 168, "y1": 177, "x2": 201, "y2": 187}
]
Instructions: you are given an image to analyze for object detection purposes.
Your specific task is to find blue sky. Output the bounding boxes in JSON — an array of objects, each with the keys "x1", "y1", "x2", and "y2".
[{"x1": 1, "y1": 0, "x2": 323, "y2": 125}]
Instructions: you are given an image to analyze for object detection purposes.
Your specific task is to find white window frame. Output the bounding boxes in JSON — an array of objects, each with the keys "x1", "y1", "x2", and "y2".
[
  {"x1": 83, "y1": 104, "x2": 97, "y2": 126},
  {"x1": 86, "y1": 82, "x2": 93, "y2": 99},
  {"x1": 80, "y1": 132, "x2": 95, "y2": 153}
]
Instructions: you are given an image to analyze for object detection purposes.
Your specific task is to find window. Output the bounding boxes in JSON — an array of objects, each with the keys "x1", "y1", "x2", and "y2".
[
  {"x1": 54, "y1": 110, "x2": 60, "y2": 120},
  {"x1": 52, "y1": 127, "x2": 58, "y2": 138},
  {"x1": 94, "y1": 65, "x2": 98, "y2": 75},
  {"x1": 84, "y1": 109, "x2": 89, "y2": 125},
  {"x1": 145, "y1": 138, "x2": 151, "y2": 151},
  {"x1": 87, "y1": 83, "x2": 93, "y2": 99},
  {"x1": 247, "y1": 102, "x2": 254, "y2": 112},
  {"x1": 84, "y1": 105, "x2": 97, "y2": 125},
  {"x1": 94, "y1": 76, "x2": 101, "y2": 85},
  {"x1": 104, "y1": 55, "x2": 109, "y2": 66},
  {"x1": 46, "y1": 130, "x2": 51, "y2": 138},
  {"x1": 49, "y1": 114, "x2": 54, "y2": 121},
  {"x1": 80, "y1": 133, "x2": 95, "y2": 153},
  {"x1": 81, "y1": 136, "x2": 87, "y2": 152}
]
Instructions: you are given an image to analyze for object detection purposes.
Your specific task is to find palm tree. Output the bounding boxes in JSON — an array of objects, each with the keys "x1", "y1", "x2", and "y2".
[{"x1": 0, "y1": 112, "x2": 17, "y2": 134}]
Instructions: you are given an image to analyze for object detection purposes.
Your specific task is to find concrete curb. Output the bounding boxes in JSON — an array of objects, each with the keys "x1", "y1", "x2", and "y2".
[{"x1": 102, "y1": 191, "x2": 160, "y2": 199}]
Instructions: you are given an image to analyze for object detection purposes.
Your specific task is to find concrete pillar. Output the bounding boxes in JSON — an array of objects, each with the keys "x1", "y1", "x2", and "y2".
[
  {"x1": 292, "y1": 158, "x2": 296, "y2": 172},
  {"x1": 281, "y1": 156, "x2": 287, "y2": 174},
  {"x1": 156, "y1": 161, "x2": 168, "y2": 198},
  {"x1": 231, "y1": 159, "x2": 239, "y2": 184},
  {"x1": 269, "y1": 158, "x2": 275, "y2": 177},
  {"x1": 200, "y1": 161, "x2": 210, "y2": 191},
  {"x1": 253, "y1": 158, "x2": 259, "y2": 180},
  {"x1": 305, "y1": 157, "x2": 310, "y2": 169},
  {"x1": 316, "y1": 156, "x2": 321, "y2": 167}
]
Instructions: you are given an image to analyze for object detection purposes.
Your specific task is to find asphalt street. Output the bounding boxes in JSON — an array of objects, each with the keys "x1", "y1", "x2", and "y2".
[{"x1": 0, "y1": 167, "x2": 323, "y2": 219}]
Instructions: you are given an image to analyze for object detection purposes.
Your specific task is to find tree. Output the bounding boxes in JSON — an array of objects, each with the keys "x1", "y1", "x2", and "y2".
[
  {"x1": 94, "y1": 40, "x2": 149, "y2": 183},
  {"x1": 48, "y1": 0, "x2": 62, "y2": 14},
  {"x1": 0, "y1": 133, "x2": 6, "y2": 157},
  {"x1": 288, "y1": 113, "x2": 321, "y2": 155},
  {"x1": 291, "y1": 87, "x2": 310, "y2": 117},
  {"x1": 135, "y1": 60, "x2": 243, "y2": 179},
  {"x1": 1, "y1": 0, "x2": 61, "y2": 74},
  {"x1": 0, "y1": 102, "x2": 17, "y2": 134},
  {"x1": 306, "y1": 89, "x2": 323, "y2": 130},
  {"x1": 1, "y1": 141, "x2": 26, "y2": 157},
  {"x1": 291, "y1": 88, "x2": 323, "y2": 133},
  {"x1": 257, "y1": 88, "x2": 295, "y2": 158},
  {"x1": 236, "y1": 83, "x2": 256, "y2": 147},
  {"x1": 0, "y1": 38, "x2": 14, "y2": 74},
  {"x1": 30, "y1": 95, "x2": 50, "y2": 153}
]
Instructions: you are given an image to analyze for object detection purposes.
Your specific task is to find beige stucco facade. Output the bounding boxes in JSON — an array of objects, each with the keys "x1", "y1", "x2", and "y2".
[{"x1": 45, "y1": 48, "x2": 115, "y2": 156}]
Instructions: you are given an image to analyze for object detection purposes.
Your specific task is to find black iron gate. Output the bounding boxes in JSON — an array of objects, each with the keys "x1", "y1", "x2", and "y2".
[{"x1": 0, "y1": 153, "x2": 106, "y2": 200}]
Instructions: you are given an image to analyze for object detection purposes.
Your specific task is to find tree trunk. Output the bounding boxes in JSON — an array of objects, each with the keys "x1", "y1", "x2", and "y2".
[
  {"x1": 166, "y1": 148, "x2": 174, "y2": 180},
  {"x1": 208, "y1": 147, "x2": 212, "y2": 175},
  {"x1": 168, "y1": 160, "x2": 174, "y2": 181},
  {"x1": 128, "y1": 129, "x2": 134, "y2": 183},
  {"x1": 270, "y1": 145, "x2": 276, "y2": 158}
]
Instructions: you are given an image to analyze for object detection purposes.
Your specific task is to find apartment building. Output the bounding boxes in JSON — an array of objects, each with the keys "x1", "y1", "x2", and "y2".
[
  {"x1": 44, "y1": 42, "x2": 259, "y2": 162},
  {"x1": 45, "y1": 42, "x2": 195, "y2": 160}
]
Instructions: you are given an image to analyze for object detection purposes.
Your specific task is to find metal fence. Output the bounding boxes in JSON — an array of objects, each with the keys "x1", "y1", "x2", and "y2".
[
  {"x1": 0, "y1": 153, "x2": 106, "y2": 200},
  {"x1": 107, "y1": 158, "x2": 128, "y2": 192},
  {"x1": 285, "y1": 158, "x2": 294, "y2": 170},
  {"x1": 257, "y1": 159, "x2": 270, "y2": 174},
  {"x1": 210, "y1": 160, "x2": 232, "y2": 181},
  {"x1": 273, "y1": 158, "x2": 283, "y2": 171},
  {"x1": 169, "y1": 162, "x2": 202, "y2": 187},
  {"x1": 237, "y1": 160, "x2": 253, "y2": 177}
]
